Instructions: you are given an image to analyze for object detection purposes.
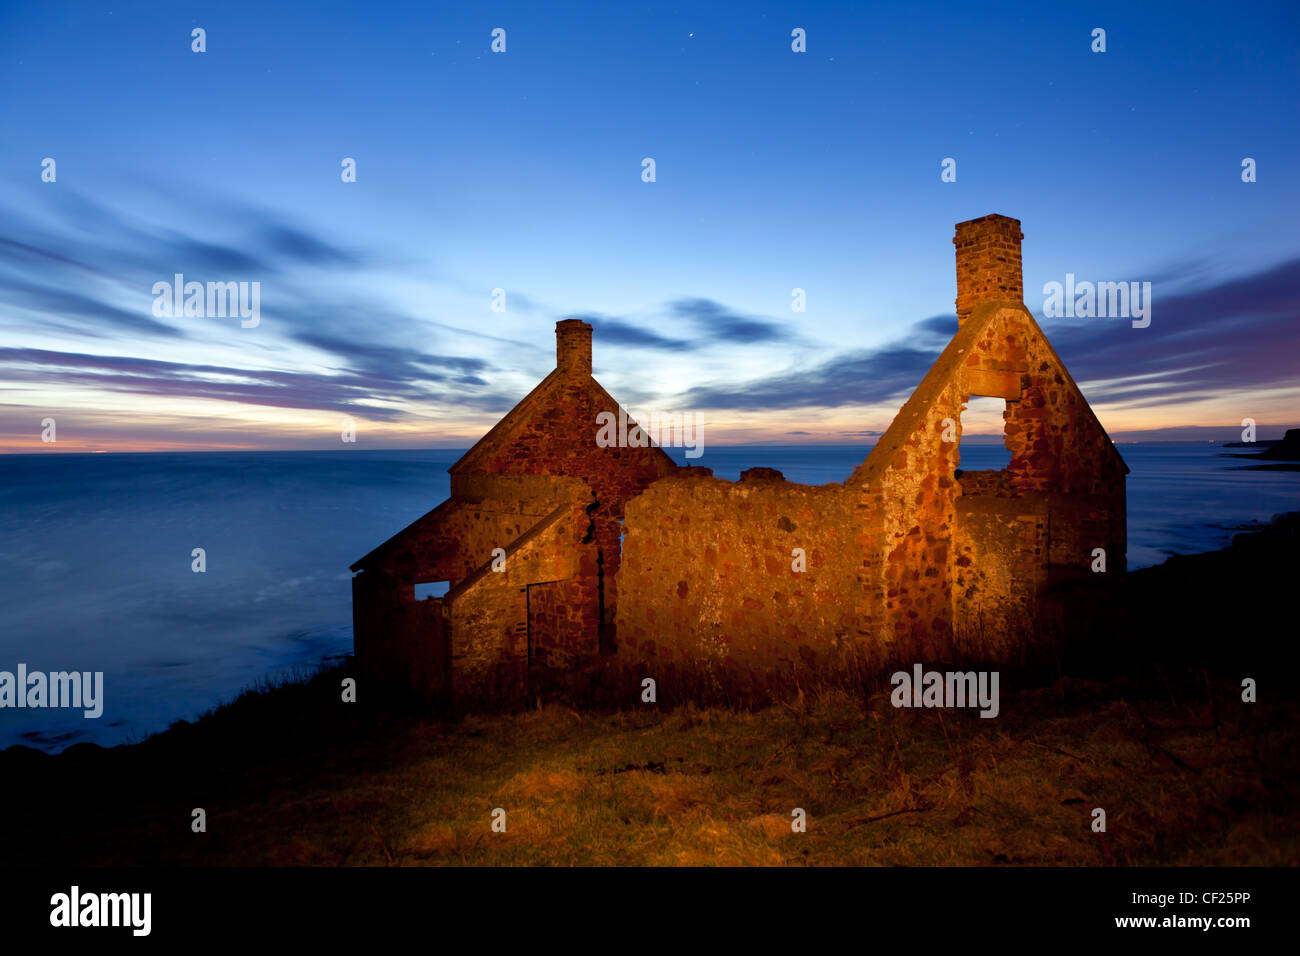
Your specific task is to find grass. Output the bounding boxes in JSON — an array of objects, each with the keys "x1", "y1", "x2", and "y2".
[
  {"x1": 3, "y1": 514, "x2": 1296, "y2": 867},
  {"x1": 1, "y1": 667, "x2": 1294, "y2": 866}
]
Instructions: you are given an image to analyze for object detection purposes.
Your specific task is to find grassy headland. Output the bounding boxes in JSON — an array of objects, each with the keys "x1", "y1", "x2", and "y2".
[{"x1": 2, "y1": 515, "x2": 1296, "y2": 866}]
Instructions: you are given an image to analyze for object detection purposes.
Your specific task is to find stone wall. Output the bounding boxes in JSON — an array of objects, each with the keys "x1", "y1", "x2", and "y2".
[
  {"x1": 616, "y1": 468, "x2": 864, "y2": 697},
  {"x1": 951, "y1": 495, "x2": 1049, "y2": 659},
  {"x1": 362, "y1": 474, "x2": 586, "y2": 586},
  {"x1": 985, "y1": 306, "x2": 1128, "y2": 573},
  {"x1": 352, "y1": 571, "x2": 451, "y2": 702},
  {"x1": 855, "y1": 376, "x2": 966, "y2": 663},
  {"x1": 351, "y1": 217, "x2": 1129, "y2": 709},
  {"x1": 446, "y1": 502, "x2": 589, "y2": 706},
  {"x1": 448, "y1": 328, "x2": 678, "y2": 653},
  {"x1": 613, "y1": 294, "x2": 1128, "y2": 696}
]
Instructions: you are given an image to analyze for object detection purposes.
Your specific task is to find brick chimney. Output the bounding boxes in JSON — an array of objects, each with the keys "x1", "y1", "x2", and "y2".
[
  {"x1": 953, "y1": 214, "x2": 1024, "y2": 326},
  {"x1": 555, "y1": 319, "x2": 593, "y2": 377}
]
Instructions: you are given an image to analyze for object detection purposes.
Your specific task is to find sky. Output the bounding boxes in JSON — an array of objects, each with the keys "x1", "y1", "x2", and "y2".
[{"x1": 0, "y1": 0, "x2": 1296, "y2": 452}]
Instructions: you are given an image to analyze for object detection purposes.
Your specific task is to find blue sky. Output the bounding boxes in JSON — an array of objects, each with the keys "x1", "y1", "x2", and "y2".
[{"x1": 0, "y1": 0, "x2": 1296, "y2": 450}]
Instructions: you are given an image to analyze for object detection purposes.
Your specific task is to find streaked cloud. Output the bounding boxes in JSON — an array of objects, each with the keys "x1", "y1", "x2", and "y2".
[
  {"x1": 672, "y1": 261, "x2": 1299, "y2": 415},
  {"x1": 668, "y1": 298, "x2": 791, "y2": 344},
  {"x1": 0, "y1": 347, "x2": 519, "y2": 420}
]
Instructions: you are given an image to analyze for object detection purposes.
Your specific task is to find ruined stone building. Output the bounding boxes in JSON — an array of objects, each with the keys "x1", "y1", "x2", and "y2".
[{"x1": 352, "y1": 215, "x2": 1128, "y2": 706}]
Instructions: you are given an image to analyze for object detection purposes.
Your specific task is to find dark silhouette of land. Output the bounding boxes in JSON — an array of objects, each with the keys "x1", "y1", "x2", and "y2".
[
  {"x1": 1224, "y1": 428, "x2": 1300, "y2": 471},
  {"x1": 1, "y1": 516, "x2": 1295, "y2": 866}
]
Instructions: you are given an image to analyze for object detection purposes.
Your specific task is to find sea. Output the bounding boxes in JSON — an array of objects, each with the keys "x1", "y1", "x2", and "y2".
[{"x1": 1, "y1": 442, "x2": 1296, "y2": 751}]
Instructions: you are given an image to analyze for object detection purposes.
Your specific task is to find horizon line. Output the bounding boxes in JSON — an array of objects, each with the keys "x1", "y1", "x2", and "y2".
[{"x1": 1, "y1": 434, "x2": 1291, "y2": 456}]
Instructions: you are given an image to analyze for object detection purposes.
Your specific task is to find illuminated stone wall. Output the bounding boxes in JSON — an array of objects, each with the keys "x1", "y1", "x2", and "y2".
[{"x1": 353, "y1": 217, "x2": 1128, "y2": 707}]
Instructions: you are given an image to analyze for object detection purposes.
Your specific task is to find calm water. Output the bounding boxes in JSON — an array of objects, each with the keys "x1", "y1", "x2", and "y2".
[{"x1": 0, "y1": 443, "x2": 1295, "y2": 751}]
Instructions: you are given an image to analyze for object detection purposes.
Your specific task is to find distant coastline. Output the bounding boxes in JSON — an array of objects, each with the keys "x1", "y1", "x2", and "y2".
[{"x1": 1221, "y1": 427, "x2": 1300, "y2": 471}]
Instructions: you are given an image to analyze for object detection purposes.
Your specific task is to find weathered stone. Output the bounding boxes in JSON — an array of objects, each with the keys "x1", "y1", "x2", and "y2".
[{"x1": 352, "y1": 215, "x2": 1128, "y2": 706}]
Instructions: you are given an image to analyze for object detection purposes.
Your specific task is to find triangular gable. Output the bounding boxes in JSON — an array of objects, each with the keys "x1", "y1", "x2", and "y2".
[
  {"x1": 851, "y1": 300, "x2": 1127, "y2": 487},
  {"x1": 449, "y1": 370, "x2": 676, "y2": 476},
  {"x1": 588, "y1": 377, "x2": 679, "y2": 471},
  {"x1": 449, "y1": 370, "x2": 561, "y2": 475}
]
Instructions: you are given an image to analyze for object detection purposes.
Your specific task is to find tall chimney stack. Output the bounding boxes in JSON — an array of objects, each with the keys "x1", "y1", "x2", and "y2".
[
  {"x1": 555, "y1": 319, "x2": 593, "y2": 377},
  {"x1": 953, "y1": 214, "x2": 1024, "y2": 327}
]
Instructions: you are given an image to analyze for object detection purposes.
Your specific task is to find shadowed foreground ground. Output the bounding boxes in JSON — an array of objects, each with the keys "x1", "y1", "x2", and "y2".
[{"x1": 2, "y1": 516, "x2": 1297, "y2": 866}]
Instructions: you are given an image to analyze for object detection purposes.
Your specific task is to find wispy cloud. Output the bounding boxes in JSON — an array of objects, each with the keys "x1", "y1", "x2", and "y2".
[
  {"x1": 679, "y1": 314, "x2": 953, "y2": 410},
  {"x1": 1041, "y1": 257, "x2": 1300, "y2": 405},
  {"x1": 573, "y1": 313, "x2": 692, "y2": 350},
  {"x1": 671, "y1": 256, "x2": 1299, "y2": 415},
  {"x1": 564, "y1": 297, "x2": 794, "y2": 355},
  {"x1": 0, "y1": 347, "x2": 519, "y2": 420},
  {"x1": 668, "y1": 297, "x2": 791, "y2": 344},
  {"x1": 0, "y1": 188, "x2": 527, "y2": 420},
  {"x1": 0, "y1": 277, "x2": 184, "y2": 339},
  {"x1": 5, "y1": 182, "x2": 1294, "y2": 442}
]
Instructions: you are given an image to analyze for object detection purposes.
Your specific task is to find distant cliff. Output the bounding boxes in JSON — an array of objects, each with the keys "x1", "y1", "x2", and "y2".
[{"x1": 1257, "y1": 428, "x2": 1300, "y2": 460}]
